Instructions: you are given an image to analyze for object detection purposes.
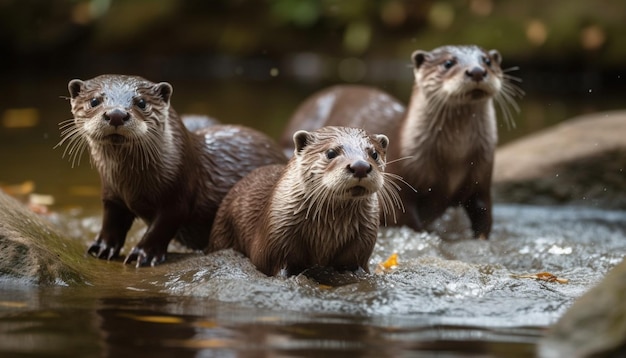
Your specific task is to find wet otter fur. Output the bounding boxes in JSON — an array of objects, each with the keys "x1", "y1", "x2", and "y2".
[
  {"x1": 207, "y1": 126, "x2": 402, "y2": 276},
  {"x1": 281, "y1": 45, "x2": 523, "y2": 239},
  {"x1": 60, "y1": 74, "x2": 286, "y2": 266}
]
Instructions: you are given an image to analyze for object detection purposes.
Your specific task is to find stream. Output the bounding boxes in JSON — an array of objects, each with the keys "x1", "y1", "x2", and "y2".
[
  {"x1": 1, "y1": 78, "x2": 625, "y2": 357},
  {"x1": 1, "y1": 203, "x2": 625, "y2": 357}
]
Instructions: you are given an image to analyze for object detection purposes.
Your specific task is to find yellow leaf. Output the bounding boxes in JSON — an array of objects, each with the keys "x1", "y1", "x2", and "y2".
[
  {"x1": 511, "y1": 271, "x2": 569, "y2": 284},
  {"x1": 382, "y1": 253, "x2": 399, "y2": 269},
  {"x1": 375, "y1": 253, "x2": 399, "y2": 273}
]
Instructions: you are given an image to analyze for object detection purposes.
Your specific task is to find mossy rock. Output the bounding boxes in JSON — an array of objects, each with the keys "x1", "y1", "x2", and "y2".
[{"x1": 0, "y1": 190, "x2": 91, "y2": 285}]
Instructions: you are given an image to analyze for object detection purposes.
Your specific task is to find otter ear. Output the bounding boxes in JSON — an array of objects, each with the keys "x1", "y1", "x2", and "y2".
[
  {"x1": 293, "y1": 130, "x2": 313, "y2": 157},
  {"x1": 488, "y1": 49, "x2": 502, "y2": 65},
  {"x1": 411, "y1": 50, "x2": 428, "y2": 68},
  {"x1": 155, "y1": 82, "x2": 173, "y2": 103},
  {"x1": 68, "y1": 79, "x2": 85, "y2": 99},
  {"x1": 374, "y1": 134, "x2": 389, "y2": 151}
]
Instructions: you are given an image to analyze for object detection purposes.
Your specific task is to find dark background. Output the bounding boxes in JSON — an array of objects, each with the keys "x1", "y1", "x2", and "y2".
[{"x1": 1, "y1": 0, "x2": 624, "y2": 131}]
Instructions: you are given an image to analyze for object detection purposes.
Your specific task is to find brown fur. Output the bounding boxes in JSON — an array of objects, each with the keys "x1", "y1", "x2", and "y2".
[
  {"x1": 60, "y1": 74, "x2": 286, "y2": 266},
  {"x1": 281, "y1": 45, "x2": 523, "y2": 239},
  {"x1": 207, "y1": 126, "x2": 399, "y2": 276}
]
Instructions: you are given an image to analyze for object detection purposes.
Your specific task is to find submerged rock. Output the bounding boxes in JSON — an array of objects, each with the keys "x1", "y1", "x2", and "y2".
[
  {"x1": 538, "y1": 258, "x2": 626, "y2": 358},
  {"x1": 494, "y1": 110, "x2": 626, "y2": 209},
  {"x1": 0, "y1": 190, "x2": 89, "y2": 285}
]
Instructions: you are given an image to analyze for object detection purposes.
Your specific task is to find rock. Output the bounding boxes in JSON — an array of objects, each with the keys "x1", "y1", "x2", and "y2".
[
  {"x1": 0, "y1": 190, "x2": 90, "y2": 285},
  {"x1": 538, "y1": 258, "x2": 626, "y2": 358},
  {"x1": 493, "y1": 110, "x2": 626, "y2": 209},
  {"x1": 496, "y1": 110, "x2": 626, "y2": 357}
]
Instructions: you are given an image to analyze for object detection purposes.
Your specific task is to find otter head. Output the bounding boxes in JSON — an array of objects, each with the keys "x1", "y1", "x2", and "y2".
[
  {"x1": 67, "y1": 75, "x2": 173, "y2": 146},
  {"x1": 411, "y1": 45, "x2": 503, "y2": 104},
  {"x1": 293, "y1": 126, "x2": 389, "y2": 199}
]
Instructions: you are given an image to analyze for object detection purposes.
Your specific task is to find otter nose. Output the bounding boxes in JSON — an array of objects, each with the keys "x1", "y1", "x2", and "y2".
[
  {"x1": 347, "y1": 160, "x2": 372, "y2": 179},
  {"x1": 104, "y1": 109, "x2": 130, "y2": 128},
  {"x1": 466, "y1": 67, "x2": 487, "y2": 82}
]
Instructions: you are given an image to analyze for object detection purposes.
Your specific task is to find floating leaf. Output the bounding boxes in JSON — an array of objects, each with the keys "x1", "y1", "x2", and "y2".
[
  {"x1": 376, "y1": 253, "x2": 399, "y2": 273},
  {"x1": 511, "y1": 271, "x2": 569, "y2": 284}
]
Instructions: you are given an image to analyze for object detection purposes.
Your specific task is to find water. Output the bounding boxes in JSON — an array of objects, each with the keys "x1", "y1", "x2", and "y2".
[
  {"x1": 1, "y1": 78, "x2": 625, "y2": 356},
  {"x1": 2, "y1": 204, "x2": 625, "y2": 357},
  {"x1": 0, "y1": 287, "x2": 538, "y2": 357}
]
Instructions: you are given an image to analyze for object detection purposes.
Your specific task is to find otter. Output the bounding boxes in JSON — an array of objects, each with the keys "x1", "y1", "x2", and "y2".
[
  {"x1": 207, "y1": 126, "x2": 402, "y2": 276},
  {"x1": 59, "y1": 74, "x2": 287, "y2": 266},
  {"x1": 280, "y1": 45, "x2": 523, "y2": 239}
]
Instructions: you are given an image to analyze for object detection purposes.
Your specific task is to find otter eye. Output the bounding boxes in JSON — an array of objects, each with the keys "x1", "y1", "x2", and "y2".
[
  {"x1": 89, "y1": 98, "x2": 101, "y2": 107},
  {"x1": 443, "y1": 59, "x2": 456, "y2": 69},
  {"x1": 483, "y1": 56, "x2": 492, "y2": 67},
  {"x1": 135, "y1": 98, "x2": 147, "y2": 110},
  {"x1": 371, "y1": 151, "x2": 379, "y2": 161},
  {"x1": 326, "y1": 149, "x2": 338, "y2": 160}
]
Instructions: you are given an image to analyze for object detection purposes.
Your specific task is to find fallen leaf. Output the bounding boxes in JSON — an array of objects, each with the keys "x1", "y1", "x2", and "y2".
[
  {"x1": 376, "y1": 253, "x2": 399, "y2": 273},
  {"x1": 511, "y1": 271, "x2": 569, "y2": 284}
]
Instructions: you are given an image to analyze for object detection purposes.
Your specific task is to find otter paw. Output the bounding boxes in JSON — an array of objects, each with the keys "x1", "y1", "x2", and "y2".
[
  {"x1": 86, "y1": 241, "x2": 121, "y2": 261},
  {"x1": 123, "y1": 247, "x2": 166, "y2": 267}
]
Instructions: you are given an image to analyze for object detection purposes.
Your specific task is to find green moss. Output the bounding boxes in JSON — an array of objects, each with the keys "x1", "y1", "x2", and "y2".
[{"x1": 0, "y1": 191, "x2": 93, "y2": 286}]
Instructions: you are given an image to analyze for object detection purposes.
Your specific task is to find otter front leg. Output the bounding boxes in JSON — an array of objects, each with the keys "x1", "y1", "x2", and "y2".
[
  {"x1": 124, "y1": 214, "x2": 181, "y2": 267},
  {"x1": 463, "y1": 189, "x2": 492, "y2": 240},
  {"x1": 331, "y1": 232, "x2": 378, "y2": 274},
  {"x1": 401, "y1": 201, "x2": 425, "y2": 232},
  {"x1": 87, "y1": 200, "x2": 135, "y2": 260},
  {"x1": 387, "y1": 187, "x2": 420, "y2": 231}
]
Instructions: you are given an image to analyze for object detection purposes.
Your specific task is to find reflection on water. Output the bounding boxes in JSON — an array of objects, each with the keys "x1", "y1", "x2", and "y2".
[
  {"x1": 1, "y1": 287, "x2": 538, "y2": 358},
  {"x1": 1, "y1": 204, "x2": 625, "y2": 357}
]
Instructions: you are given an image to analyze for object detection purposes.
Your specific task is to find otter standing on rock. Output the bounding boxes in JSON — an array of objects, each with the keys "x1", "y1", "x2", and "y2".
[
  {"x1": 207, "y1": 126, "x2": 402, "y2": 276},
  {"x1": 59, "y1": 74, "x2": 286, "y2": 266},
  {"x1": 281, "y1": 45, "x2": 523, "y2": 239}
]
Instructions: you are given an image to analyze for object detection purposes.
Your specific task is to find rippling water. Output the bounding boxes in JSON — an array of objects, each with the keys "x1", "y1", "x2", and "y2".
[
  {"x1": 1, "y1": 75, "x2": 624, "y2": 357},
  {"x1": 2, "y1": 204, "x2": 624, "y2": 357}
]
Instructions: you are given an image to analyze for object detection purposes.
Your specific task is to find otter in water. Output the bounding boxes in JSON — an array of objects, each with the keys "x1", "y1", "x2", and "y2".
[
  {"x1": 59, "y1": 74, "x2": 286, "y2": 266},
  {"x1": 207, "y1": 126, "x2": 402, "y2": 276},
  {"x1": 280, "y1": 45, "x2": 523, "y2": 239}
]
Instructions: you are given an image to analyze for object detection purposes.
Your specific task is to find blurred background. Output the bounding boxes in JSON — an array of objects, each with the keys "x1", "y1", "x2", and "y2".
[{"x1": 0, "y1": 0, "x2": 624, "y2": 210}]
